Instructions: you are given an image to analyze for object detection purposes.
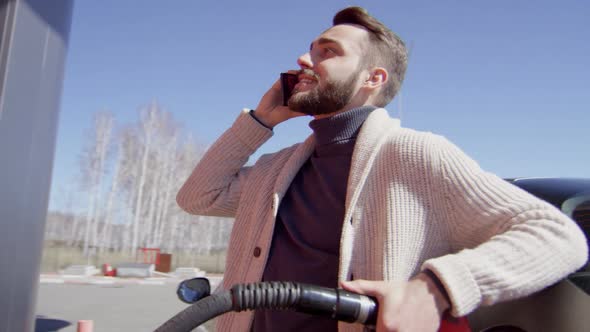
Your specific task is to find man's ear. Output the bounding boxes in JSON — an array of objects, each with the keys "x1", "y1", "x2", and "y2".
[{"x1": 364, "y1": 67, "x2": 388, "y2": 88}]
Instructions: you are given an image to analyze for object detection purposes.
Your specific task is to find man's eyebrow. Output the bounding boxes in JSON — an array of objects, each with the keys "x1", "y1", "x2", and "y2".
[{"x1": 309, "y1": 37, "x2": 341, "y2": 51}]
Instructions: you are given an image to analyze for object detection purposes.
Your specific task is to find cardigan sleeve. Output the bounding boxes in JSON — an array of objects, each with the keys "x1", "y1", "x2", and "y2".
[
  {"x1": 421, "y1": 135, "x2": 588, "y2": 317},
  {"x1": 176, "y1": 109, "x2": 273, "y2": 217}
]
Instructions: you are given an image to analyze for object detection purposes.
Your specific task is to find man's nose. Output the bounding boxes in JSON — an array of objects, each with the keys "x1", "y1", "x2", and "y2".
[{"x1": 297, "y1": 52, "x2": 312, "y2": 69}]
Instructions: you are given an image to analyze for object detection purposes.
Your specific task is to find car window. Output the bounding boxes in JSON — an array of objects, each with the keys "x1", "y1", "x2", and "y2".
[
  {"x1": 572, "y1": 199, "x2": 590, "y2": 269},
  {"x1": 565, "y1": 198, "x2": 590, "y2": 295},
  {"x1": 572, "y1": 200, "x2": 590, "y2": 234}
]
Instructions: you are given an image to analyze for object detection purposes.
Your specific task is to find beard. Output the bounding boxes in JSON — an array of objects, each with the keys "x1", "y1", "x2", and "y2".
[{"x1": 288, "y1": 69, "x2": 361, "y2": 116}]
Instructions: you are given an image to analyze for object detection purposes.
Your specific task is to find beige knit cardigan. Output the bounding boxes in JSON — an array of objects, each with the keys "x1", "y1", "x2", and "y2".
[{"x1": 177, "y1": 108, "x2": 587, "y2": 332}]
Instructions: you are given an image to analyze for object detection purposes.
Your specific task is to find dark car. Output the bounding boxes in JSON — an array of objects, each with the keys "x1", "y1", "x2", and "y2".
[{"x1": 469, "y1": 177, "x2": 590, "y2": 332}]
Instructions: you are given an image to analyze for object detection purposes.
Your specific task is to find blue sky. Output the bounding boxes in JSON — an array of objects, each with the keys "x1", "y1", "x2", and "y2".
[{"x1": 49, "y1": 0, "x2": 589, "y2": 210}]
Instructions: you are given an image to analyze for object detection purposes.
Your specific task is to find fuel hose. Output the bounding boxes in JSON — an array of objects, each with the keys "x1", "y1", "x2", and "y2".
[{"x1": 155, "y1": 281, "x2": 378, "y2": 332}]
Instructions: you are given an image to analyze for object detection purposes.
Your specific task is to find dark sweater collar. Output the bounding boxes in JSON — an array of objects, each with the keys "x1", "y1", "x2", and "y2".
[{"x1": 309, "y1": 106, "x2": 376, "y2": 146}]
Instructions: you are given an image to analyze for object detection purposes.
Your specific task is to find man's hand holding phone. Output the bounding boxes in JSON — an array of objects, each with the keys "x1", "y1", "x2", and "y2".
[{"x1": 253, "y1": 71, "x2": 306, "y2": 129}]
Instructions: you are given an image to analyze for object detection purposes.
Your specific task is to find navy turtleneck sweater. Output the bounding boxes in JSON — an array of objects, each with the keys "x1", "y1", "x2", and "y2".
[{"x1": 252, "y1": 106, "x2": 376, "y2": 332}]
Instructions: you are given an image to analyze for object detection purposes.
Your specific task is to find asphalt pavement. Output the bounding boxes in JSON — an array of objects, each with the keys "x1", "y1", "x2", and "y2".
[{"x1": 36, "y1": 275, "x2": 221, "y2": 332}]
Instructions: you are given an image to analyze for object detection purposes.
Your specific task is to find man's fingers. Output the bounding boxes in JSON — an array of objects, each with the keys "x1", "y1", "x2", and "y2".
[
  {"x1": 340, "y1": 279, "x2": 387, "y2": 297},
  {"x1": 287, "y1": 111, "x2": 307, "y2": 118}
]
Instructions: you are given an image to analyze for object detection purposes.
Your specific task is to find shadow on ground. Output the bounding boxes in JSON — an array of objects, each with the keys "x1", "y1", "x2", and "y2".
[{"x1": 35, "y1": 316, "x2": 71, "y2": 332}]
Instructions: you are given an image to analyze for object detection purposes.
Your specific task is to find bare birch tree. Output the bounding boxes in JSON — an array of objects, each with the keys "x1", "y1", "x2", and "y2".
[
  {"x1": 117, "y1": 125, "x2": 142, "y2": 253},
  {"x1": 97, "y1": 138, "x2": 124, "y2": 252},
  {"x1": 131, "y1": 103, "x2": 162, "y2": 255},
  {"x1": 47, "y1": 100, "x2": 236, "y2": 264},
  {"x1": 79, "y1": 112, "x2": 114, "y2": 254}
]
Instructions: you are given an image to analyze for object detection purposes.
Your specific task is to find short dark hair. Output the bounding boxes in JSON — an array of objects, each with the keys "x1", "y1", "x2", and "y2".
[{"x1": 333, "y1": 7, "x2": 407, "y2": 107}]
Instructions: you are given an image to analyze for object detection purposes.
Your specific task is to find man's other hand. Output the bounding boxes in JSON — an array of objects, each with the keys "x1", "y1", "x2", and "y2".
[
  {"x1": 254, "y1": 70, "x2": 306, "y2": 128},
  {"x1": 341, "y1": 273, "x2": 451, "y2": 332}
]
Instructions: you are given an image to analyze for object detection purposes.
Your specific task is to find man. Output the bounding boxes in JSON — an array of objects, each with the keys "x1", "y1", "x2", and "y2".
[{"x1": 177, "y1": 7, "x2": 587, "y2": 332}]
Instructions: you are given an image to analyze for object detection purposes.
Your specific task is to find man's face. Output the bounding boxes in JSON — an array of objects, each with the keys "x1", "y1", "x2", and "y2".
[{"x1": 288, "y1": 24, "x2": 369, "y2": 116}]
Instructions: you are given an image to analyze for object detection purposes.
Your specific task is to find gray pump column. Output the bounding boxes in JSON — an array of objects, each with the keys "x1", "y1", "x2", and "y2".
[{"x1": 0, "y1": 0, "x2": 73, "y2": 331}]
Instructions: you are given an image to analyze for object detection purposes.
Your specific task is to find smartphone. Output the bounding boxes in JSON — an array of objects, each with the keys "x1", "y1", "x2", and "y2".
[{"x1": 280, "y1": 73, "x2": 298, "y2": 106}]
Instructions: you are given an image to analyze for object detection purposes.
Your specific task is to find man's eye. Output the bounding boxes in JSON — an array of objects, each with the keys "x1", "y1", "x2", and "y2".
[{"x1": 323, "y1": 47, "x2": 336, "y2": 55}]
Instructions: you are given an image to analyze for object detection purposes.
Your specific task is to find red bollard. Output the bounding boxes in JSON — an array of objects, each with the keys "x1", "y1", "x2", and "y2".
[
  {"x1": 77, "y1": 320, "x2": 93, "y2": 332},
  {"x1": 102, "y1": 263, "x2": 115, "y2": 277}
]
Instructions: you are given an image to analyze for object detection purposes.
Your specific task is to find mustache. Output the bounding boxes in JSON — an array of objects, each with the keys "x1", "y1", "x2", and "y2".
[{"x1": 298, "y1": 69, "x2": 320, "y2": 80}]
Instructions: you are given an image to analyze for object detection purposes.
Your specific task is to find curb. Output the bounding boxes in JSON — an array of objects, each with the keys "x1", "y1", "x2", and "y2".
[
  {"x1": 39, "y1": 274, "x2": 223, "y2": 287},
  {"x1": 40, "y1": 275, "x2": 174, "y2": 286}
]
